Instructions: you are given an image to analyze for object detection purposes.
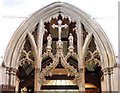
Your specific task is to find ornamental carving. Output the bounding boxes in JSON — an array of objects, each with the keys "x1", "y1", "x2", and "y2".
[
  {"x1": 19, "y1": 50, "x2": 35, "y2": 66},
  {"x1": 17, "y1": 13, "x2": 102, "y2": 90},
  {"x1": 39, "y1": 16, "x2": 82, "y2": 88}
]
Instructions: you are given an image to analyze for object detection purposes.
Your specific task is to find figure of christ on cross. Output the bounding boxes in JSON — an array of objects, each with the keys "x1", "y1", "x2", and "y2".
[{"x1": 52, "y1": 20, "x2": 68, "y2": 40}]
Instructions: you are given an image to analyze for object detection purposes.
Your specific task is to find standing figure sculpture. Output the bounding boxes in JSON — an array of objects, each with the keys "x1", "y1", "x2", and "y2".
[
  {"x1": 47, "y1": 34, "x2": 52, "y2": 48},
  {"x1": 68, "y1": 33, "x2": 74, "y2": 47},
  {"x1": 68, "y1": 33, "x2": 74, "y2": 52}
]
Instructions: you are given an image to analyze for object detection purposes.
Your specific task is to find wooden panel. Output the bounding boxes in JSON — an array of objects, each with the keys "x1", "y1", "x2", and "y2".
[{"x1": 51, "y1": 69, "x2": 67, "y2": 75}]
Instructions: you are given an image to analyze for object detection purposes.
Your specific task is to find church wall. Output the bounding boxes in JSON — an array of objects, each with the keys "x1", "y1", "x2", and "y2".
[{"x1": 0, "y1": 66, "x2": 6, "y2": 85}]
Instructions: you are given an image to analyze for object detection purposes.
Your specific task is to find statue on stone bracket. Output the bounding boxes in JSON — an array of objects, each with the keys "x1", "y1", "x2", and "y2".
[
  {"x1": 68, "y1": 33, "x2": 74, "y2": 52},
  {"x1": 46, "y1": 34, "x2": 52, "y2": 52},
  {"x1": 68, "y1": 33, "x2": 74, "y2": 47}
]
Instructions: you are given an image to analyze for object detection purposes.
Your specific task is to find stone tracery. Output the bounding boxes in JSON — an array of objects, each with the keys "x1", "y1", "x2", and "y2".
[
  {"x1": 3, "y1": 2, "x2": 116, "y2": 92},
  {"x1": 16, "y1": 14, "x2": 103, "y2": 91},
  {"x1": 40, "y1": 17, "x2": 81, "y2": 88}
]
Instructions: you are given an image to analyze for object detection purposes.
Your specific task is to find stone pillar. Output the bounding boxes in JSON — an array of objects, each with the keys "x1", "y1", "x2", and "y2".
[
  {"x1": 110, "y1": 68, "x2": 114, "y2": 91},
  {"x1": 79, "y1": 68, "x2": 85, "y2": 92},
  {"x1": 34, "y1": 68, "x2": 41, "y2": 91},
  {"x1": 103, "y1": 67, "x2": 113, "y2": 91},
  {"x1": 13, "y1": 69, "x2": 17, "y2": 86},
  {"x1": 10, "y1": 68, "x2": 16, "y2": 86},
  {"x1": 101, "y1": 75, "x2": 105, "y2": 91},
  {"x1": 10, "y1": 68, "x2": 13, "y2": 86},
  {"x1": 15, "y1": 76, "x2": 20, "y2": 91},
  {"x1": 5, "y1": 67, "x2": 9, "y2": 85}
]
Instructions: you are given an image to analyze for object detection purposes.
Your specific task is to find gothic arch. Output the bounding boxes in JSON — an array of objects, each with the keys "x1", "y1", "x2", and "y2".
[{"x1": 3, "y1": 2, "x2": 116, "y2": 92}]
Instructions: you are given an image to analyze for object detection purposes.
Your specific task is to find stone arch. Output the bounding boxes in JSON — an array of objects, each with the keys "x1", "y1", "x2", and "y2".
[
  {"x1": 3, "y1": 2, "x2": 116, "y2": 92},
  {"x1": 4, "y1": 2, "x2": 115, "y2": 69}
]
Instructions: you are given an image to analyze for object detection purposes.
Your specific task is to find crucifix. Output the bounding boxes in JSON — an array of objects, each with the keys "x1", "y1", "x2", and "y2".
[{"x1": 52, "y1": 20, "x2": 68, "y2": 40}]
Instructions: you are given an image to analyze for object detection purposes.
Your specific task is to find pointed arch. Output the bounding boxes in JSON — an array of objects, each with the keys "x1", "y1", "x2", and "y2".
[
  {"x1": 3, "y1": 2, "x2": 116, "y2": 92},
  {"x1": 4, "y1": 2, "x2": 115, "y2": 69}
]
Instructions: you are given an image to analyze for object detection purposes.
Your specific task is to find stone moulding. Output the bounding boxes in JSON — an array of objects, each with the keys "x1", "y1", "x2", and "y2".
[
  {"x1": 4, "y1": 2, "x2": 115, "y2": 72},
  {"x1": 2, "y1": 2, "x2": 117, "y2": 92}
]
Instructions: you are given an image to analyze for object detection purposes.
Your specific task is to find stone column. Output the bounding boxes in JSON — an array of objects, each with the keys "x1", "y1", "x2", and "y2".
[
  {"x1": 34, "y1": 20, "x2": 44, "y2": 92},
  {"x1": 15, "y1": 76, "x2": 20, "y2": 91},
  {"x1": 5, "y1": 67, "x2": 9, "y2": 85},
  {"x1": 76, "y1": 21, "x2": 85, "y2": 92},
  {"x1": 103, "y1": 67, "x2": 113, "y2": 91},
  {"x1": 10, "y1": 68, "x2": 14, "y2": 86},
  {"x1": 13, "y1": 69, "x2": 17, "y2": 86},
  {"x1": 10, "y1": 68, "x2": 16, "y2": 86},
  {"x1": 34, "y1": 68, "x2": 41, "y2": 91},
  {"x1": 101, "y1": 75, "x2": 105, "y2": 91},
  {"x1": 79, "y1": 68, "x2": 85, "y2": 92},
  {"x1": 110, "y1": 68, "x2": 114, "y2": 91}
]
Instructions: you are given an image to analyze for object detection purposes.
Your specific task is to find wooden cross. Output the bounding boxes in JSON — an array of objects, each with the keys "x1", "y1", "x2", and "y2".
[{"x1": 52, "y1": 20, "x2": 68, "y2": 40}]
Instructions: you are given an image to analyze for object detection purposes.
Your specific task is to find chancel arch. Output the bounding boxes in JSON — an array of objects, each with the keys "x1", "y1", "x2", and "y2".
[{"x1": 3, "y1": 2, "x2": 116, "y2": 93}]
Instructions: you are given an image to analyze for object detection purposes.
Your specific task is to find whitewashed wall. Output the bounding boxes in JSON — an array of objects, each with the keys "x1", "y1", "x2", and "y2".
[{"x1": 0, "y1": 67, "x2": 6, "y2": 85}]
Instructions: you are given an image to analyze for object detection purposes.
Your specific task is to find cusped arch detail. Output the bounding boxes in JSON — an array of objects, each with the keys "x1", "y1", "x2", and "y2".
[{"x1": 4, "y1": 2, "x2": 115, "y2": 71}]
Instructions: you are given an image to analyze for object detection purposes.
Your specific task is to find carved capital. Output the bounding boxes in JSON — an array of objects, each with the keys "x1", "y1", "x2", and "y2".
[
  {"x1": 35, "y1": 68, "x2": 40, "y2": 73},
  {"x1": 103, "y1": 67, "x2": 113, "y2": 75},
  {"x1": 6, "y1": 67, "x2": 10, "y2": 75},
  {"x1": 79, "y1": 68, "x2": 84, "y2": 73}
]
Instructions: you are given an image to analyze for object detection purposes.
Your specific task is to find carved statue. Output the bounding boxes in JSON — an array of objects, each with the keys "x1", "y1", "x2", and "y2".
[
  {"x1": 52, "y1": 20, "x2": 68, "y2": 40},
  {"x1": 68, "y1": 33, "x2": 74, "y2": 47},
  {"x1": 47, "y1": 34, "x2": 52, "y2": 48}
]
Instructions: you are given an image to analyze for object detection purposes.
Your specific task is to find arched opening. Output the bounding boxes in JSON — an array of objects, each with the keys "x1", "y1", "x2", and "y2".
[
  {"x1": 3, "y1": 2, "x2": 116, "y2": 93},
  {"x1": 40, "y1": 14, "x2": 79, "y2": 91},
  {"x1": 38, "y1": 14, "x2": 103, "y2": 92},
  {"x1": 16, "y1": 35, "x2": 35, "y2": 93},
  {"x1": 84, "y1": 35, "x2": 103, "y2": 92},
  {"x1": 16, "y1": 64, "x2": 35, "y2": 93}
]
